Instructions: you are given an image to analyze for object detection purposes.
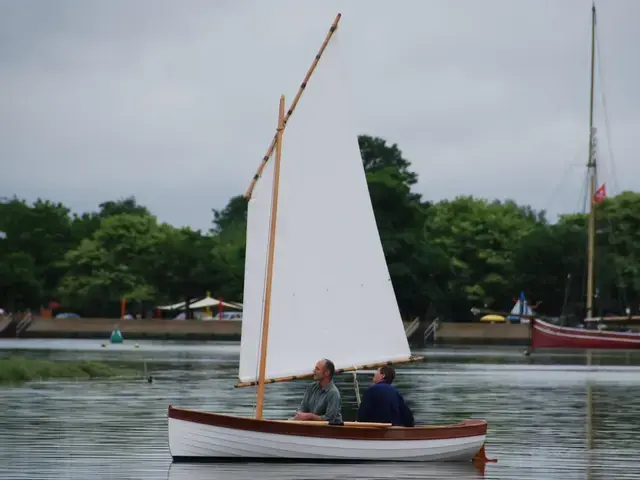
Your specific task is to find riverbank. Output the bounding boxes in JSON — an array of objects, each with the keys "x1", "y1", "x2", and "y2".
[
  {"x1": 19, "y1": 317, "x2": 242, "y2": 341},
  {"x1": 0, "y1": 356, "x2": 142, "y2": 385},
  {"x1": 2, "y1": 316, "x2": 531, "y2": 345}
]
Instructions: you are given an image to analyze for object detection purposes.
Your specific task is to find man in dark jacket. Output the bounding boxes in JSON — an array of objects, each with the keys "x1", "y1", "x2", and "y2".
[{"x1": 356, "y1": 365, "x2": 415, "y2": 427}]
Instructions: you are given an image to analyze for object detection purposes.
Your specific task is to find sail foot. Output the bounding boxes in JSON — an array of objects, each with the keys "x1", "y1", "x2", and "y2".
[{"x1": 234, "y1": 355, "x2": 424, "y2": 388}]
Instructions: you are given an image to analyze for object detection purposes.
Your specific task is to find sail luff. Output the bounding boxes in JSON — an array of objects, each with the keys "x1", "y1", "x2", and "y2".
[
  {"x1": 255, "y1": 95, "x2": 286, "y2": 419},
  {"x1": 244, "y1": 13, "x2": 342, "y2": 200}
]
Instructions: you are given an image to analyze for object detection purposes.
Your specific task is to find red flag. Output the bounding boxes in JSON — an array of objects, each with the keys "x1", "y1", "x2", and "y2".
[{"x1": 594, "y1": 183, "x2": 606, "y2": 204}]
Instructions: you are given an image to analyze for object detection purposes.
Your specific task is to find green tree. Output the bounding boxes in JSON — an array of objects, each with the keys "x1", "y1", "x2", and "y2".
[
  {"x1": 358, "y1": 136, "x2": 445, "y2": 318},
  {"x1": 0, "y1": 197, "x2": 75, "y2": 308},
  {"x1": 0, "y1": 251, "x2": 42, "y2": 311},
  {"x1": 512, "y1": 217, "x2": 587, "y2": 317},
  {"x1": 149, "y1": 226, "x2": 218, "y2": 316},
  {"x1": 358, "y1": 135, "x2": 418, "y2": 187},
  {"x1": 57, "y1": 213, "x2": 160, "y2": 315},
  {"x1": 209, "y1": 195, "x2": 248, "y2": 302},
  {"x1": 98, "y1": 196, "x2": 150, "y2": 218},
  {"x1": 426, "y1": 196, "x2": 545, "y2": 319},
  {"x1": 593, "y1": 191, "x2": 640, "y2": 314},
  {"x1": 2, "y1": 137, "x2": 639, "y2": 323},
  {"x1": 212, "y1": 195, "x2": 248, "y2": 235}
]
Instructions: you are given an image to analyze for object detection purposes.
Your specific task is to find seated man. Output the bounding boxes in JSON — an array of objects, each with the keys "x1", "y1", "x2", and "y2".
[
  {"x1": 356, "y1": 365, "x2": 415, "y2": 426},
  {"x1": 294, "y1": 358, "x2": 343, "y2": 424}
]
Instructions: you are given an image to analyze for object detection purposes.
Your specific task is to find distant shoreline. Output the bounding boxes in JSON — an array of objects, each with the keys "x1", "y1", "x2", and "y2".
[
  {"x1": 1, "y1": 317, "x2": 531, "y2": 345},
  {"x1": 3, "y1": 316, "x2": 243, "y2": 342}
]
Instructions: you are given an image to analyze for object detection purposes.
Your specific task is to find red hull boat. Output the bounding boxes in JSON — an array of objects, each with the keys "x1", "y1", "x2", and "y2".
[
  {"x1": 531, "y1": 318, "x2": 640, "y2": 350},
  {"x1": 473, "y1": 5, "x2": 640, "y2": 353}
]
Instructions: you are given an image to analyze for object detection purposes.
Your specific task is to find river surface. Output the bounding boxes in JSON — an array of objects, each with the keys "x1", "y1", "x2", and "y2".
[{"x1": 0, "y1": 339, "x2": 639, "y2": 479}]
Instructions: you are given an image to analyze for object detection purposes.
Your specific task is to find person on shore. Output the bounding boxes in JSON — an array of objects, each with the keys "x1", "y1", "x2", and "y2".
[
  {"x1": 356, "y1": 365, "x2": 415, "y2": 427},
  {"x1": 294, "y1": 358, "x2": 343, "y2": 424}
]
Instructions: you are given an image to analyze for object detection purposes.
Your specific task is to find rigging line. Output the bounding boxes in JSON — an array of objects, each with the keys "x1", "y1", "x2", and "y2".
[
  {"x1": 542, "y1": 148, "x2": 587, "y2": 216},
  {"x1": 594, "y1": 23, "x2": 621, "y2": 195},
  {"x1": 594, "y1": 139, "x2": 630, "y2": 310}
]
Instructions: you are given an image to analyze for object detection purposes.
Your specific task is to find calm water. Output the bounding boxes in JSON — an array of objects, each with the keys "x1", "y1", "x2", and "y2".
[{"x1": 1, "y1": 339, "x2": 640, "y2": 479}]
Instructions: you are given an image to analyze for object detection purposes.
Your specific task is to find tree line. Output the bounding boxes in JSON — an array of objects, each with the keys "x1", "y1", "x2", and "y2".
[{"x1": 2, "y1": 135, "x2": 639, "y2": 321}]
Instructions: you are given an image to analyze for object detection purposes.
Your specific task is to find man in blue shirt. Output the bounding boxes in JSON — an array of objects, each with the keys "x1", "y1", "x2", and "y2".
[{"x1": 356, "y1": 365, "x2": 415, "y2": 426}]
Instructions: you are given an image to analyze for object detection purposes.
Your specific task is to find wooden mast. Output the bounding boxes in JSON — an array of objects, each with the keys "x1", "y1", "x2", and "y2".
[
  {"x1": 585, "y1": 3, "x2": 597, "y2": 320},
  {"x1": 255, "y1": 95, "x2": 286, "y2": 420},
  {"x1": 244, "y1": 13, "x2": 342, "y2": 200}
]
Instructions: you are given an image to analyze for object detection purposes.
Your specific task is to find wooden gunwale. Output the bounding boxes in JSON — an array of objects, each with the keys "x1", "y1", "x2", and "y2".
[
  {"x1": 534, "y1": 318, "x2": 640, "y2": 340},
  {"x1": 168, "y1": 406, "x2": 488, "y2": 441}
]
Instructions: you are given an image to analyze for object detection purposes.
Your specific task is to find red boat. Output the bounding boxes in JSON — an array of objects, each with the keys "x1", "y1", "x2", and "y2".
[
  {"x1": 524, "y1": 5, "x2": 640, "y2": 351},
  {"x1": 531, "y1": 318, "x2": 640, "y2": 350}
]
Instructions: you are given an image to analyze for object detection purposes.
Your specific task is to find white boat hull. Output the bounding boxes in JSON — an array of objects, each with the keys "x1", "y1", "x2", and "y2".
[{"x1": 168, "y1": 407, "x2": 487, "y2": 462}]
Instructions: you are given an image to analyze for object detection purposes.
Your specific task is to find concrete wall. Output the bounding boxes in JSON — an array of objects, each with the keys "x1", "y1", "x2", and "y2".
[
  {"x1": 20, "y1": 317, "x2": 529, "y2": 344},
  {"x1": 0, "y1": 316, "x2": 15, "y2": 337},
  {"x1": 435, "y1": 322, "x2": 530, "y2": 345},
  {"x1": 24, "y1": 317, "x2": 242, "y2": 340}
]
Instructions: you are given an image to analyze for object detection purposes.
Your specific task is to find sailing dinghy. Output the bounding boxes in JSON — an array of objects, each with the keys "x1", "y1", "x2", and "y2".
[{"x1": 168, "y1": 13, "x2": 489, "y2": 462}]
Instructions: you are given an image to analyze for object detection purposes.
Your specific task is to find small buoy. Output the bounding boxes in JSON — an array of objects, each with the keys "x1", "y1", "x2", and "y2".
[
  {"x1": 101, "y1": 343, "x2": 107, "y2": 348},
  {"x1": 135, "y1": 343, "x2": 140, "y2": 348},
  {"x1": 109, "y1": 327, "x2": 123, "y2": 344}
]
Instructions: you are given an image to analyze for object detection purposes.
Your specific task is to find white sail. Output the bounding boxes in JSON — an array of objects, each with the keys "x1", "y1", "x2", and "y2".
[
  {"x1": 239, "y1": 142, "x2": 275, "y2": 383},
  {"x1": 238, "y1": 28, "x2": 411, "y2": 384},
  {"x1": 507, "y1": 292, "x2": 535, "y2": 324}
]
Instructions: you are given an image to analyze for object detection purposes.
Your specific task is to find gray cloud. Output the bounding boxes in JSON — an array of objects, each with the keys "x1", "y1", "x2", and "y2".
[{"x1": 1, "y1": 0, "x2": 638, "y2": 231}]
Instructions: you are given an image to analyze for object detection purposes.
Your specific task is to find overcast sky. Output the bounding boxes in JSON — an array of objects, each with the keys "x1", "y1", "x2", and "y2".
[{"x1": 1, "y1": 0, "x2": 638, "y2": 232}]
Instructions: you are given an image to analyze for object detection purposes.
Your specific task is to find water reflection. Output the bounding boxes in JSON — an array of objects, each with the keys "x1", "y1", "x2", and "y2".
[
  {"x1": 0, "y1": 341, "x2": 639, "y2": 479},
  {"x1": 166, "y1": 462, "x2": 486, "y2": 480}
]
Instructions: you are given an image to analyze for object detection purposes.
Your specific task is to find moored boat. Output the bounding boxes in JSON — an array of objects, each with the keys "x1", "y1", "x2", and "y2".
[
  {"x1": 531, "y1": 317, "x2": 640, "y2": 350},
  {"x1": 472, "y1": 4, "x2": 640, "y2": 351}
]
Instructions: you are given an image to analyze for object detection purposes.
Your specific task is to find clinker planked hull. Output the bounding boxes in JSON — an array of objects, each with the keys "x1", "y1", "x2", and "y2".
[{"x1": 168, "y1": 406, "x2": 487, "y2": 462}]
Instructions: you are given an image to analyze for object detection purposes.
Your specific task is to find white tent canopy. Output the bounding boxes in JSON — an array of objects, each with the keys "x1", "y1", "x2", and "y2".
[
  {"x1": 185, "y1": 296, "x2": 242, "y2": 310},
  {"x1": 157, "y1": 301, "x2": 187, "y2": 311},
  {"x1": 157, "y1": 297, "x2": 243, "y2": 311}
]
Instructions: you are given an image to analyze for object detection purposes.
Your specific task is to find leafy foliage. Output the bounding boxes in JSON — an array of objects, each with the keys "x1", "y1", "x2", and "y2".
[{"x1": 1, "y1": 135, "x2": 638, "y2": 320}]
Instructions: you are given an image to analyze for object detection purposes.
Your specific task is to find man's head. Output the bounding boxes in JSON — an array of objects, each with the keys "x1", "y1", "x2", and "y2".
[
  {"x1": 373, "y1": 365, "x2": 395, "y2": 384},
  {"x1": 313, "y1": 358, "x2": 335, "y2": 384}
]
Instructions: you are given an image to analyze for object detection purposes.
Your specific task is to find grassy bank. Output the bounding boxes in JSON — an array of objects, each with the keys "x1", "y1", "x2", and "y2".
[{"x1": 0, "y1": 356, "x2": 142, "y2": 385}]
